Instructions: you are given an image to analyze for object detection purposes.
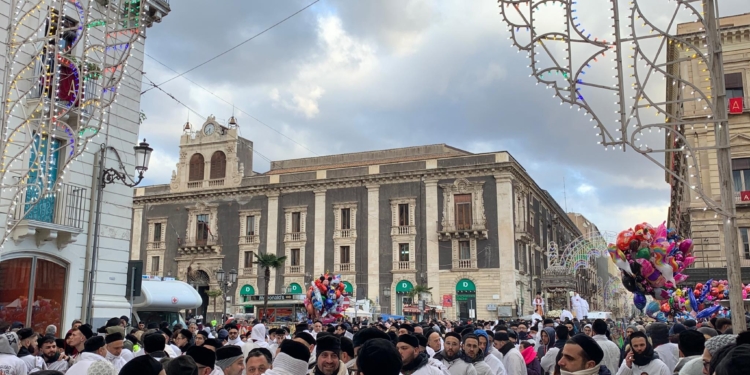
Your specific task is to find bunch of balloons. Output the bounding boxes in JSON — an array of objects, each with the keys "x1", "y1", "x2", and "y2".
[
  {"x1": 691, "y1": 279, "x2": 750, "y2": 301},
  {"x1": 304, "y1": 273, "x2": 346, "y2": 324},
  {"x1": 656, "y1": 286, "x2": 725, "y2": 320},
  {"x1": 608, "y1": 222, "x2": 696, "y2": 311}
]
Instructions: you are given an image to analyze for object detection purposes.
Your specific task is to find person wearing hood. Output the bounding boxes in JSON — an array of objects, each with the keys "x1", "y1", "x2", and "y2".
[
  {"x1": 65, "y1": 336, "x2": 110, "y2": 375},
  {"x1": 433, "y1": 332, "x2": 477, "y2": 375},
  {"x1": 266, "y1": 339, "x2": 312, "y2": 375},
  {"x1": 538, "y1": 327, "x2": 559, "y2": 374},
  {"x1": 673, "y1": 330, "x2": 704, "y2": 375},
  {"x1": 0, "y1": 332, "x2": 28, "y2": 375},
  {"x1": 225, "y1": 325, "x2": 244, "y2": 348},
  {"x1": 475, "y1": 330, "x2": 506, "y2": 375},
  {"x1": 519, "y1": 342, "x2": 541, "y2": 375},
  {"x1": 38, "y1": 335, "x2": 68, "y2": 373},
  {"x1": 619, "y1": 325, "x2": 638, "y2": 366},
  {"x1": 648, "y1": 323, "x2": 678, "y2": 373},
  {"x1": 557, "y1": 334, "x2": 610, "y2": 375},
  {"x1": 397, "y1": 334, "x2": 444, "y2": 375},
  {"x1": 461, "y1": 333, "x2": 493, "y2": 375},
  {"x1": 104, "y1": 332, "x2": 127, "y2": 373},
  {"x1": 251, "y1": 325, "x2": 271, "y2": 350},
  {"x1": 309, "y1": 335, "x2": 347, "y2": 375},
  {"x1": 590, "y1": 320, "x2": 619, "y2": 374},
  {"x1": 16, "y1": 328, "x2": 44, "y2": 373},
  {"x1": 493, "y1": 332, "x2": 526, "y2": 375},
  {"x1": 615, "y1": 331, "x2": 670, "y2": 375}
]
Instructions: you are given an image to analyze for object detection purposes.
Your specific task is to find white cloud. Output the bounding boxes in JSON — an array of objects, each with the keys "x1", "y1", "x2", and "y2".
[{"x1": 577, "y1": 183, "x2": 595, "y2": 195}]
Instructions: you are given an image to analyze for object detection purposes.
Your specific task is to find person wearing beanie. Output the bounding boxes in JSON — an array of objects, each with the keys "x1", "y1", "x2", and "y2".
[
  {"x1": 493, "y1": 332, "x2": 524, "y2": 375},
  {"x1": 216, "y1": 345, "x2": 245, "y2": 375},
  {"x1": 104, "y1": 332, "x2": 126, "y2": 373},
  {"x1": 195, "y1": 331, "x2": 209, "y2": 347},
  {"x1": 433, "y1": 332, "x2": 476, "y2": 375},
  {"x1": 311, "y1": 335, "x2": 345, "y2": 375},
  {"x1": 648, "y1": 323, "x2": 678, "y2": 373},
  {"x1": 674, "y1": 330, "x2": 705, "y2": 375},
  {"x1": 186, "y1": 345, "x2": 217, "y2": 375},
  {"x1": 700, "y1": 333, "x2": 737, "y2": 374},
  {"x1": 120, "y1": 355, "x2": 164, "y2": 375},
  {"x1": 461, "y1": 333, "x2": 493, "y2": 375},
  {"x1": 397, "y1": 334, "x2": 444, "y2": 375},
  {"x1": 355, "y1": 338, "x2": 401, "y2": 375},
  {"x1": 339, "y1": 337, "x2": 356, "y2": 375},
  {"x1": 0, "y1": 332, "x2": 29, "y2": 375},
  {"x1": 38, "y1": 334, "x2": 69, "y2": 373},
  {"x1": 65, "y1": 336, "x2": 110, "y2": 375},
  {"x1": 17, "y1": 327, "x2": 44, "y2": 373},
  {"x1": 292, "y1": 331, "x2": 316, "y2": 370},
  {"x1": 713, "y1": 344, "x2": 750, "y2": 375},
  {"x1": 590, "y1": 319, "x2": 619, "y2": 374},
  {"x1": 264, "y1": 339, "x2": 310, "y2": 375},
  {"x1": 351, "y1": 328, "x2": 389, "y2": 356},
  {"x1": 557, "y1": 334, "x2": 605, "y2": 375},
  {"x1": 617, "y1": 331, "x2": 670, "y2": 375},
  {"x1": 144, "y1": 332, "x2": 169, "y2": 359}
]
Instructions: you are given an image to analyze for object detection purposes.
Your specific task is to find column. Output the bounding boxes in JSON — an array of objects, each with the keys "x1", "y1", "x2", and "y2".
[
  {"x1": 314, "y1": 189, "x2": 326, "y2": 273},
  {"x1": 266, "y1": 192, "x2": 280, "y2": 294},
  {"x1": 366, "y1": 184, "x2": 380, "y2": 303},
  {"x1": 495, "y1": 174, "x2": 516, "y2": 305},
  {"x1": 424, "y1": 179, "x2": 440, "y2": 301},
  {"x1": 130, "y1": 206, "x2": 143, "y2": 260}
]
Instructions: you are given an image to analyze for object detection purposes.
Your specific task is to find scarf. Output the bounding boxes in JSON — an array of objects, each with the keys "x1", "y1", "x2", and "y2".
[
  {"x1": 43, "y1": 352, "x2": 61, "y2": 364},
  {"x1": 462, "y1": 349, "x2": 485, "y2": 364},
  {"x1": 633, "y1": 343, "x2": 656, "y2": 367},
  {"x1": 561, "y1": 364, "x2": 601, "y2": 375},
  {"x1": 433, "y1": 350, "x2": 461, "y2": 362},
  {"x1": 314, "y1": 363, "x2": 341, "y2": 375},
  {"x1": 521, "y1": 346, "x2": 536, "y2": 365},
  {"x1": 17, "y1": 346, "x2": 32, "y2": 358},
  {"x1": 499, "y1": 341, "x2": 515, "y2": 356},
  {"x1": 402, "y1": 352, "x2": 430, "y2": 375}
]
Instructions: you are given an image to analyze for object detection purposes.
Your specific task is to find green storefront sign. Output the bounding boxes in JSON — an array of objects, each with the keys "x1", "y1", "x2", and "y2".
[
  {"x1": 396, "y1": 280, "x2": 414, "y2": 293},
  {"x1": 455, "y1": 279, "x2": 476, "y2": 301},
  {"x1": 343, "y1": 281, "x2": 354, "y2": 294},
  {"x1": 289, "y1": 283, "x2": 303, "y2": 294}
]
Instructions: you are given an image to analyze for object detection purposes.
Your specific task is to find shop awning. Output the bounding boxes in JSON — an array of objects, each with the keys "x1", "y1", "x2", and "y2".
[
  {"x1": 240, "y1": 285, "x2": 255, "y2": 296},
  {"x1": 343, "y1": 281, "x2": 353, "y2": 295},
  {"x1": 288, "y1": 283, "x2": 303, "y2": 294},
  {"x1": 396, "y1": 280, "x2": 414, "y2": 293}
]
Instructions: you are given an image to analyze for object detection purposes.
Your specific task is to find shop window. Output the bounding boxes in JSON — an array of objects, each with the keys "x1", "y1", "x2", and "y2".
[{"x1": 0, "y1": 257, "x2": 66, "y2": 334}]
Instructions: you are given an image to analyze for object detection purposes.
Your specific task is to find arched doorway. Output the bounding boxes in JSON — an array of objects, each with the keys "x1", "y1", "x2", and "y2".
[
  {"x1": 288, "y1": 283, "x2": 303, "y2": 294},
  {"x1": 187, "y1": 269, "x2": 210, "y2": 319},
  {"x1": 395, "y1": 280, "x2": 413, "y2": 316},
  {"x1": 239, "y1": 284, "x2": 255, "y2": 314},
  {"x1": 342, "y1": 281, "x2": 354, "y2": 296},
  {"x1": 456, "y1": 279, "x2": 476, "y2": 321},
  {"x1": 0, "y1": 256, "x2": 66, "y2": 335}
]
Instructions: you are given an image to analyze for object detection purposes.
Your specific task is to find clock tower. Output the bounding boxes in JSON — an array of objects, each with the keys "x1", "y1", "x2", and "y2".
[{"x1": 170, "y1": 115, "x2": 253, "y2": 192}]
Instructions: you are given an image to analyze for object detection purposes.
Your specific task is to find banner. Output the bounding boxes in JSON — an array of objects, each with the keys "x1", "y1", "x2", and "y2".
[{"x1": 442, "y1": 294, "x2": 453, "y2": 307}]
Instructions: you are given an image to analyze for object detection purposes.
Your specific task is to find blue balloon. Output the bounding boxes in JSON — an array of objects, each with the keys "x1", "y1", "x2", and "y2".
[
  {"x1": 655, "y1": 312, "x2": 668, "y2": 322},
  {"x1": 696, "y1": 304, "x2": 721, "y2": 319},
  {"x1": 634, "y1": 293, "x2": 647, "y2": 311},
  {"x1": 688, "y1": 288, "x2": 698, "y2": 312}
]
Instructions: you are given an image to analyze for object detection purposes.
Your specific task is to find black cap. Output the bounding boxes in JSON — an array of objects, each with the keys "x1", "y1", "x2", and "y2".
[
  {"x1": 340, "y1": 337, "x2": 354, "y2": 358},
  {"x1": 179, "y1": 329, "x2": 193, "y2": 341},
  {"x1": 105, "y1": 332, "x2": 124, "y2": 344},
  {"x1": 147, "y1": 322, "x2": 159, "y2": 330},
  {"x1": 166, "y1": 354, "x2": 199, "y2": 375},
  {"x1": 279, "y1": 339, "x2": 312, "y2": 363},
  {"x1": 204, "y1": 338, "x2": 223, "y2": 349},
  {"x1": 352, "y1": 327, "x2": 389, "y2": 348},
  {"x1": 397, "y1": 334, "x2": 419, "y2": 348},
  {"x1": 414, "y1": 333, "x2": 427, "y2": 348},
  {"x1": 186, "y1": 345, "x2": 216, "y2": 369},
  {"x1": 216, "y1": 345, "x2": 243, "y2": 361},
  {"x1": 568, "y1": 334, "x2": 603, "y2": 364},
  {"x1": 356, "y1": 339, "x2": 401, "y2": 375},
  {"x1": 17, "y1": 328, "x2": 34, "y2": 341},
  {"x1": 83, "y1": 336, "x2": 106, "y2": 352},
  {"x1": 144, "y1": 332, "x2": 166, "y2": 353},
  {"x1": 161, "y1": 327, "x2": 173, "y2": 337},
  {"x1": 294, "y1": 331, "x2": 315, "y2": 346},
  {"x1": 106, "y1": 317, "x2": 120, "y2": 327},
  {"x1": 120, "y1": 354, "x2": 163, "y2": 375},
  {"x1": 678, "y1": 330, "x2": 706, "y2": 357},
  {"x1": 493, "y1": 332, "x2": 509, "y2": 342},
  {"x1": 316, "y1": 335, "x2": 341, "y2": 358},
  {"x1": 78, "y1": 324, "x2": 94, "y2": 339}
]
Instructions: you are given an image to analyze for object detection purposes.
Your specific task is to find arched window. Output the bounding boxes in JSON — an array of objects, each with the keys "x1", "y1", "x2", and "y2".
[
  {"x1": 189, "y1": 153, "x2": 205, "y2": 181},
  {"x1": 210, "y1": 151, "x2": 226, "y2": 179}
]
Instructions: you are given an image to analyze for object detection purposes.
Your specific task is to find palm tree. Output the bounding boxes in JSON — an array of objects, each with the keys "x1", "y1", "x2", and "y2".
[
  {"x1": 206, "y1": 289, "x2": 223, "y2": 323},
  {"x1": 253, "y1": 252, "x2": 287, "y2": 320},
  {"x1": 408, "y1": 285, "x2": 433, "y2": 320}
]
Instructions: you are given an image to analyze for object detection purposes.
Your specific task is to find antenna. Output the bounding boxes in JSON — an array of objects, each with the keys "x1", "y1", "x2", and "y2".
[{"x1": 563, "y1": 177, "x2": 568, "y2": 213}]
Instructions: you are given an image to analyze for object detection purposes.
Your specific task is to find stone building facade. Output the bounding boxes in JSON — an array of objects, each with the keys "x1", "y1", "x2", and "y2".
[
  {"x1": 131, "y1": 117, "x2": 580, "y2": 321},
  {"x1": 667, "y1": 14, "x2": 750, "y2": 282}
]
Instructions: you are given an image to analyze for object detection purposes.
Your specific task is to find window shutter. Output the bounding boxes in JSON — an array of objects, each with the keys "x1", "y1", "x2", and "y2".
[
  {"x1": 210, "y1": 151, "x2": 226, "y2": 179},
  {"x1": 732, "y1": 158, "x2": 750, "y2": 171},
  {"x1": 189, "y1": 154, "x2": 205, "y2": 181},
  {"x1": 725, "y1": 73, "x2": 743, "y2": 89}
]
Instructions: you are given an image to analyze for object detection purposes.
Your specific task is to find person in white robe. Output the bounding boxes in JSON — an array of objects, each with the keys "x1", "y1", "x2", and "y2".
[
  {"x1": 66, "y1": 337, "x2": 111, "y2": 375},
  {"x1": 571, "y1": 293, "x2": 584, "y2": 319}
]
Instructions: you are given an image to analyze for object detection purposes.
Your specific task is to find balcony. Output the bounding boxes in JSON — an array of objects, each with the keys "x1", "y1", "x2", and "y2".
[
  {"x1": 27, "y1": 72, "x2": 99, "y2": 126},
  {"x1": 438, "y1": 219, "x2": 489, "y2": 240},
  {"x1": 515, "y1": 221, "x2": 533, "y2": 242},
  {"x1": 287, "y1": 265, "x2": 303, "y2": 274},
  {"x1": 240, "y1": 235, "x2": 259, "y2": 244},
  {"x1": 146, "y1": 241, "x2": 164, "y2": 250},
  {"x1": 178, "y1": 235, "x2": 221, "y2": 254},
  {"x1": 392, "y1": 260, "x2": 416, "y2": 272},
  {"x1": 284, "y1": 232, "x2": 306, "y2": 242},
  {"x1": 453, "y1": 258, "x2": 477, "y2": 270},
  {"x1": 334, "y1": 228, "x2": 356, "y2": 238},
  {"x1": 241, "y1": 267, "x2": 255, "y2": 276},
  {"x1": 186, "y1": 179, "x2": 225, "y2": 189},
  {"x1": 335, "y1": 263, "x2": 355, "y2": 273},
  {"x1": 391, "y1": 225, "x2": 416, "y2": 236},
  {"x1": 11, "y1": 183, "x2": 87, "y2": 249}
]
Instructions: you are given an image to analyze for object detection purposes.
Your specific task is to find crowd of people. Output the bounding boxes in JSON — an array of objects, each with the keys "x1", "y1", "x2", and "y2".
[{"x1": 0, "y1": 314, "x2": 749, "y2": 375}]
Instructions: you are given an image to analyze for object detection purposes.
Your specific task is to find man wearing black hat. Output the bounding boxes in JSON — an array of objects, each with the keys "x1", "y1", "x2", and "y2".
[
  {"x1": 66, "y1": 336, "x2": 110, "y2": 375},
  {"x1": 186, "y1": 345, "x2": 216, "y2": 375},
  {"x1": 310, "y1": 335, "x2": 346, "y2": 375},
  {"x1": 105, "y1": 332, "x2": 127, "y2": 372},
  {"x1": 38, "y1": 335, "x2": 69, "y2": 373},
  {"x1": 144, "y1": 332, "x2": 169, "y2": 359},
  {"x1": 648, "y1": 323, "x2": 678, "y2": 373},
  {"x1": 216, "y1": 345, "x2": 245, "y2": 375},
  {"x1": 120, "y1": 354, "x2": 165, "y2": 375},
  {"x1": 16, "y1": 327, "x2": 44, "y2": 372},
  {"x1": 618, "y1": 331, "x2": 670, "y2": 375},
  {"x1": 493, "y1": 332, "x2": 524, "y2": 375},
  {"x1": 397, "y1": 334, "x2": 444, "y2": 375},
  {"x1": 355, "y1": 338, "x2": 401, "y2": 375},
  {"x1": 433, "y1": 332, "x2": 476, "y2": 375}
]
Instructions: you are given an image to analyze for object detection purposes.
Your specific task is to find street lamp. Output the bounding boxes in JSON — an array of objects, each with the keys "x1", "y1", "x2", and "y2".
[
  {"x1": 383, "y1": 287, "x2": 391, "y2": 297},
  {"x1": 89, "y1": 139, "x2": 154, "y2": 324},
  {"x1": 216, "y1": 267, "x2": 237, "y2": 323}
]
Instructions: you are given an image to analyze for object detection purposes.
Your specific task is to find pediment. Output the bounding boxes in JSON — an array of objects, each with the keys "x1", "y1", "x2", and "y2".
[{"x1": 730, "y1": 133, "x2": 750, "y2": 146}]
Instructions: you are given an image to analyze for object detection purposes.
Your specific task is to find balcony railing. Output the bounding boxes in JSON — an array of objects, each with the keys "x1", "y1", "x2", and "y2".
[
  {"x1": 391, "y1": 225, "x2": 416, "y2": 235},
  {"x1": 438, "y1": 219, "x2": 488, "y2": 240},
  {"x1": 147, "y1": 241, "x2": 163, "y2": 250},
  {"x1": 179, "y1": 235, "x2": 221, "y2": 248},
  {"x1": 187, "y1": 181, "x2": 202, "y2": 189},
  {"x1": 186, "y1": 179, "x2": 225, "y2": 189},
  {"x1": 208, "y1": 178, "x2": 224, "y2": 187},
  {"x1": 453, "y1": 259, "x2": 477, "y2": 269},
  {"x1": 335, "y1": 263, "x2": 355, "y2": 273},
  {"x1": 284, "y1": 232, "x2": 306, "y2": 242},
  {"x1": 287, "y1": 265, "x2": 302, "y2": 274},
  {"x1": 241, "y1": 267, "x2": 255, "y2": 276},
  {"x1": 393, "y1": 260, "x2": 415, "y2": 271},
  {"x1": 334, "y1": 228, "x2": 356, "y2": 238},
  {"x1": 240, "y1": 235, "x2": 259, "y2": 244},
  {"x1": 12, "y1": 182, "x2": 87, "y2": 249}
]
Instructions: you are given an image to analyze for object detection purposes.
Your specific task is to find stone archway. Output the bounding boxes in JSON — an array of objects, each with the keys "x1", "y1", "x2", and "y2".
[{"x1": 187, "y1": 268, "x2": 211, "y2": 318}]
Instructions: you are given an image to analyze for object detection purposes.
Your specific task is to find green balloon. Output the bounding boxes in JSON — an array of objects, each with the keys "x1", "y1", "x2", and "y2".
[{"x1": 636, "y1": 248, "x2": 651, "y2": 260}]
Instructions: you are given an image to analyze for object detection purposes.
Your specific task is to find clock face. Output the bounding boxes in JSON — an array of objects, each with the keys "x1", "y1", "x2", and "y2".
[{"x1": 204, "y1": 123, "x2": 215, "y2": 135}]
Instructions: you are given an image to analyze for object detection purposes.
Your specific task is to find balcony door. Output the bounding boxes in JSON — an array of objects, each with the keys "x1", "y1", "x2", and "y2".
[{"x1": 25, "y1": 135, "x2": 60, "y2": 223}]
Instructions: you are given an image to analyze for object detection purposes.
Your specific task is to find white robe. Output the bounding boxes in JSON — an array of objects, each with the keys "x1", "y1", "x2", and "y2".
[
  {"x1": 571, "y1": 295, "x2": 584, "y2": 319},
  {"x1": 485, "y1": 352, "x2": 507, "y2": 375},
  {"x1": 560, "y1": 309, "x2": 574, "y2": 322},
  {"x1": 581, "y1": 299, "x2": 589, "y2": 318},
  {"x1": 615, "y1": 358, "x2": 671, "y2": 375},
  {"x1": 65, "y1": 352, "x2": 108, "y2": 375},
  {"x1": 106, "y1": 350, "x2": 127, "y2": 373}
]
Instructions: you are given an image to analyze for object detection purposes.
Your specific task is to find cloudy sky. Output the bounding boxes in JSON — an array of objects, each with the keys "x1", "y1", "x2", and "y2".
[{"x1": 137, "y1": 0, "x2": 749, "y2": 234}]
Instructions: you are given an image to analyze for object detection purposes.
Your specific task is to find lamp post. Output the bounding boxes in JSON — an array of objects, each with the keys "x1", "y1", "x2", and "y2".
[
  {"x1": 216, "y1": 267, "x2": 237, "y2": 323},
  {"x1": 383, "y1": 286, "x2": 391, "y2": 316},
  {"x1": 88, "y1": 140, "x2": 153, "y2": 324}
]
